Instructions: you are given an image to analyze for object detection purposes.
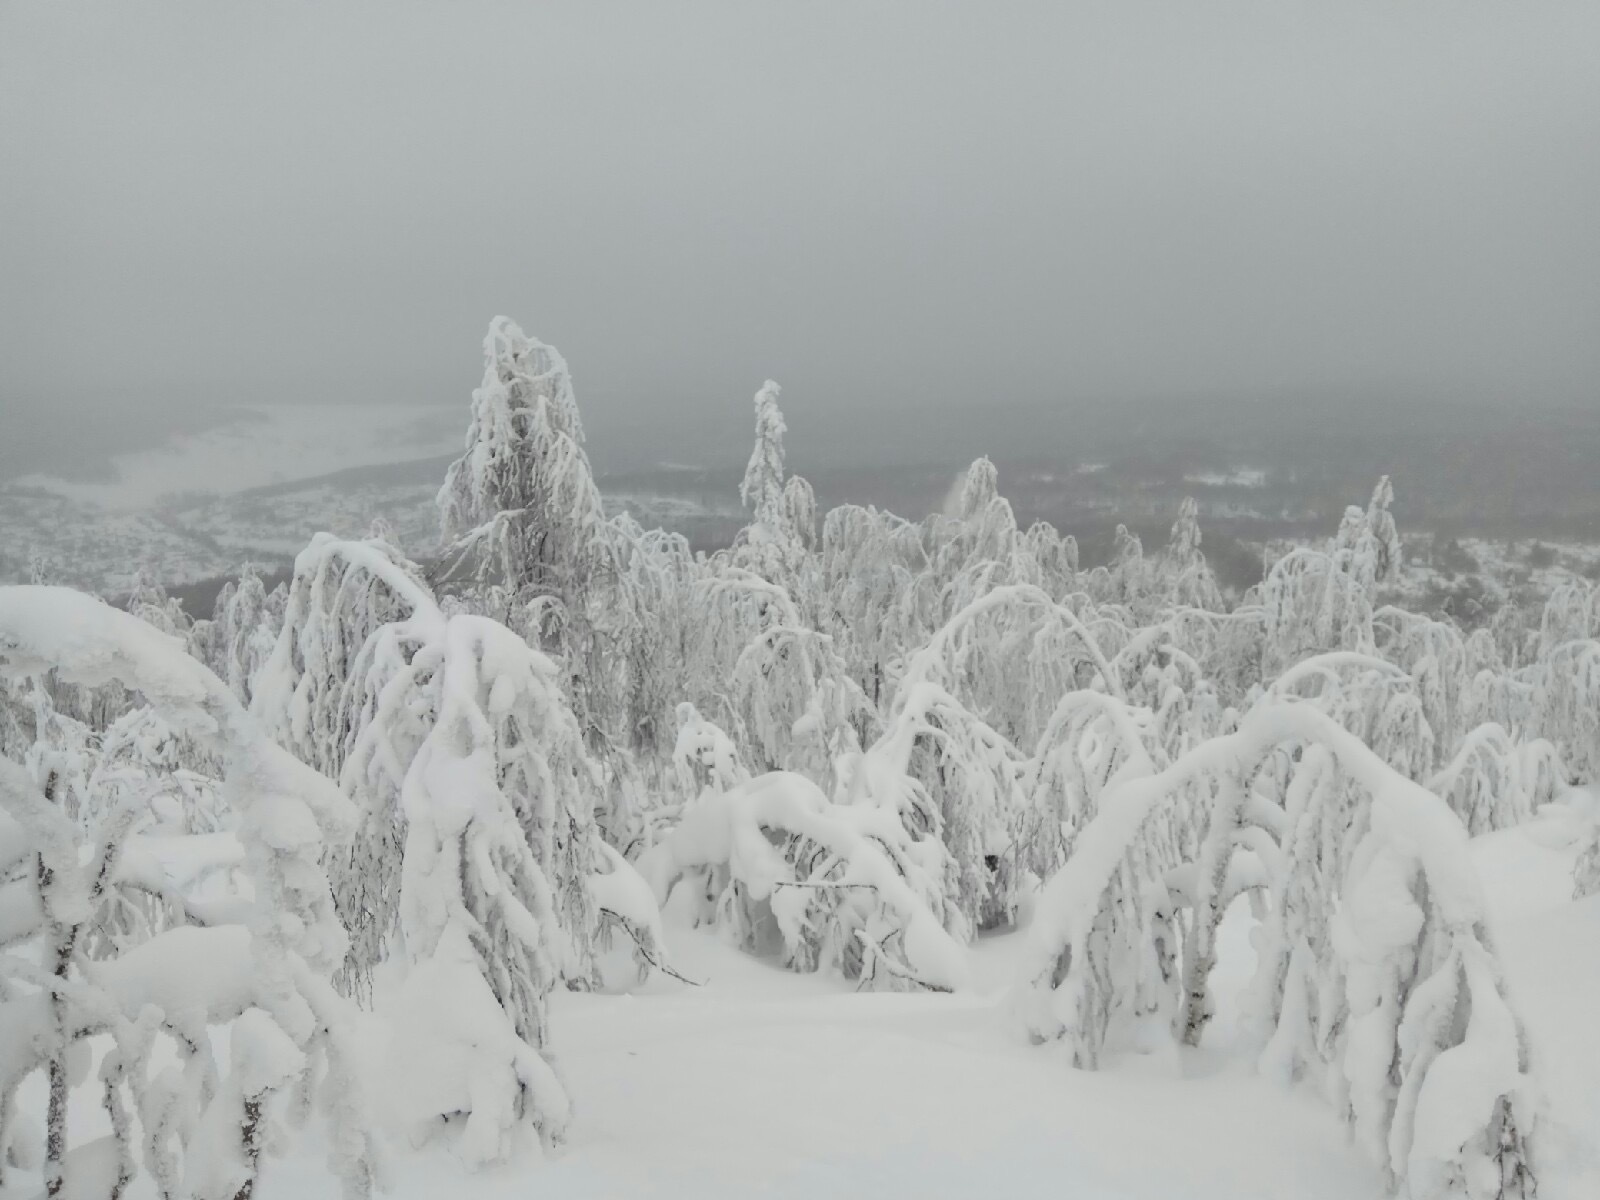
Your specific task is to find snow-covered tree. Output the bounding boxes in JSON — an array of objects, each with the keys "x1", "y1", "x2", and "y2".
[
  {"x1": 210, "y1": 564, "x2": 282, "y2": 709},
  {"x1": 1161, "y1": 497, "x2": 1224, "y2": 611},
  {"x1": 638, "y1": 771, "x2": 968, "y2": 992},
  {"x1": 435, "y1": 319, "x2": 682, "y2": 833},
  {"x1": 437, "y1": 318, "x2": 602, "y2": 600},
  {"x1": 1357, "y1": 474, "x2": 1405, "y2": 587},
  {"x1": 0, "y1": 585, "x2": 376, "y2": 1200},
  {"x1": 820, "y1": 503, "x2": 929, "y2": 710},
  {"x1": 739, "y1": 380, "x2": 788, "y2": 535},
  {"x1": 1262, "y1": 548, "x2": 1376, "y2": 674},
  {"x1": 1015, "y1": 701, "x2": 1537, "y2": 1198},
  {"x1": 1526, "y1": 580, "x2": 1600, "y2": 785},
  {"x1": 253, "y1": 533, "x2": 430, "y2": 780},
  {"x1": 1426, "y1": 723, "x2": 1561, "y2": 836},
  {"x1": 687, "y1": 567, "x2": 870, "y2": 791}
]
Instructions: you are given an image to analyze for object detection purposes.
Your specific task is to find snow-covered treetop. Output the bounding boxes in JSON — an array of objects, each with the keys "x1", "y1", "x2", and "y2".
[
  {"x1": 740, "y1": 380, "x2": 787, "y2": 528},
  {"x1": 436, "y1": 317, "x2": 608, "y2": 601},
  {"x1": 483, "y1": 314, "x2": 585, "y2": 444}
]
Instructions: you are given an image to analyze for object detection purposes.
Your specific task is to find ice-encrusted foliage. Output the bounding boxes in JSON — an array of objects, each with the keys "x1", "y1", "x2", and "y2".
[
  {"x1": 1532, "y1": 634, "x2": 1600, "y2": 787},
  {"x1": 1265, "y1": 653, "x2": 1436, "y2": 780},
  {"x1": 1022, "y1": 689, "x2": 1162, "y2": 882},
  {"x1": 852, "y1": 677, "x2": 1024, "y2": 935},
  {"x1": 892, "y1": 583, "x2": 1122, "y2": 750}
]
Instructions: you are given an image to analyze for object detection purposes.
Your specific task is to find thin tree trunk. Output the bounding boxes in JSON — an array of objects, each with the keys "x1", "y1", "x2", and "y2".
[
  {"x1": 233, "y1": 1095, "x2": 264, "y2": 1200},
  {"x1": 39, "y1": 771, "x2": 76, "y2": 1200}
]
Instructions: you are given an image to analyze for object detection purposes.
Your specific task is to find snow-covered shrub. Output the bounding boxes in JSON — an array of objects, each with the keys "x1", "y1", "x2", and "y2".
[
  {"x1": 850, "y1": 678, "x2": 1022, "y2": 934},
  {"x1": 1426, "y1": 724, "x2": 1560, "y2": 836},
  {"x1": 671, "y1": 702, "x2": 749, "y2": 801},
  {"x1": 1259, "y1": 480, "x2": 1406, "y2": 676},
  {"x1": 437, "y1": 318, "x2": 603, "y2": 601},
  {"x1": 379, "y1": 614, "x2": 591, "y2": 1160},
  {"x1": 638, "y1": 771, "x2": 968, "y2": 992}
]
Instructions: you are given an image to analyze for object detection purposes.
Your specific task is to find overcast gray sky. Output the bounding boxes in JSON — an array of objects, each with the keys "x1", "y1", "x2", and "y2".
[{"x1": 3, "y1": 1, "x2": 1599, "y2": 439}]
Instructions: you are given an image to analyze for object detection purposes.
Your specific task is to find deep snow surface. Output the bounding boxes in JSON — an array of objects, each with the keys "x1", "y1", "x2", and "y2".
[
  {"x1": 7, "y1": 821, "x2": 1595, "y2": 1200},
  {"x1": 333, "y1": 926, "x2": 1383, "y2": 1200}
]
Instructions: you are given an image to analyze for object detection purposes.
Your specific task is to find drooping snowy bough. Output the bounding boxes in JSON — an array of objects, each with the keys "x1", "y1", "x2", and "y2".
[
  {"x1": 638, "y1": 770, "x2": 969, "y2": 992},
  {"x1": 1014, "y1": 700, "x2": 1537, "y2": 1200},
  {"x1": 0, "y1": 585, "x2": 377, "y2": 1200}
]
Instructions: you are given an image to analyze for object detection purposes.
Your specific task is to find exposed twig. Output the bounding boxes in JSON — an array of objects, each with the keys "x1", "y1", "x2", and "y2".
[{"x1": 599, "y1": 908, "x2": 705, "y2": 987}]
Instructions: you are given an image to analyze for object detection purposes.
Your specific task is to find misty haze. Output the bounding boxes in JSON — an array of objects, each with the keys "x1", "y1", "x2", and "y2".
[{"x1": 1, "y1": 5, "x2": 1596, "y2": 1200}]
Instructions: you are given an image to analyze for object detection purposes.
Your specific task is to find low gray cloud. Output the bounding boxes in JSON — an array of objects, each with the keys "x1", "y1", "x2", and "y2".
[{"x1": 3, "y1": 1, "x2": 1597, "y2": 446}]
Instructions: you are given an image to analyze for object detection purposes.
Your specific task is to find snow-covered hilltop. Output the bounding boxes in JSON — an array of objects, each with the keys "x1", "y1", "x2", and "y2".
[{"x1": 2, "y1": 319, "x2": 1596, "y2": 1200}]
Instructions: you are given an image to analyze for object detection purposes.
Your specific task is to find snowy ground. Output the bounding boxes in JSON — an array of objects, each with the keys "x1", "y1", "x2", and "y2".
[
  {"x1": 308, "y1": 816, "x2": 1600, "y2": 1198},
  {"x1": 506, "y1": 935, "x2": 1377, "y2": 1200},
  {"x1": 4, "y1": 811, "x2": 1595, "y2": 1199}
]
